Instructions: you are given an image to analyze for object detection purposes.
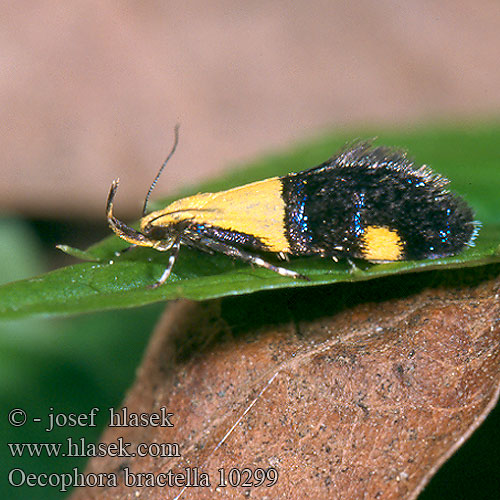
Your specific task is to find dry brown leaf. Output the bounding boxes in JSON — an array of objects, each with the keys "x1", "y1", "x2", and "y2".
[{"x1": 71, "y1": 265, "x2": 500, "y2": 500}]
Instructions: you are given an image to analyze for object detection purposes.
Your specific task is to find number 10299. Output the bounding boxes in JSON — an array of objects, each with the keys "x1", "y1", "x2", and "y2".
[{"x1": 217, "y1": 467, "x2": 278, "y2": 487}]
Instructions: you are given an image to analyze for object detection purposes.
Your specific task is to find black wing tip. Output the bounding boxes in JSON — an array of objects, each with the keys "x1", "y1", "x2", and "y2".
[{"x1": 328, "y1": 140, "x2": 455, "y2": 189}]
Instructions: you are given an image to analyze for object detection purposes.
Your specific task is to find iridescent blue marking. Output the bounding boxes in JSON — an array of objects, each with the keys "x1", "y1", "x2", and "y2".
[
  {"x1": 293, "y1": 180, "x2": 312, "y2": 241},
  {"x1": 353, "y1": 192, "x2": 365, "y2": 237},
  {"x1": 439, "y1": 229, "x2": 450, "y2": 243},
  {"x1": 440, "y1": 207, "x2": 452, "y2": 243}
]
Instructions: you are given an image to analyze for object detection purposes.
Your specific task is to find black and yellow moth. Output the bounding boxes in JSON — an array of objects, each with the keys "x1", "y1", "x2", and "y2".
[{"x1": 107, "y1": 136, "x2": 479, "y2": 287}]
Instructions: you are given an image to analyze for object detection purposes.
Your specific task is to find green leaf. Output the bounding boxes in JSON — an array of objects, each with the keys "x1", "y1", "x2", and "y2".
[
  {"x1": 55, "y1": 244, "x2": 99, "y2": 262},
  {"x1": 1, "y1": 123, "x2": 499, "y2": 319}
]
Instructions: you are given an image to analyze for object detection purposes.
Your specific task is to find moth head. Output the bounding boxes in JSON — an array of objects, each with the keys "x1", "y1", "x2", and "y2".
[
  {"x1": 140, "y1": 218, "x2": 179, "y2": 251},
  {"x1": 106, "y1": 179, "x2": 177, "y2": 250}
]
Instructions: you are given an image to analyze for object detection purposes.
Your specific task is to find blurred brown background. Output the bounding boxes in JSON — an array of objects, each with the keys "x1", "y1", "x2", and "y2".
[{"x1": 2, "y1": 0, "x2": 500, "y2": 219}]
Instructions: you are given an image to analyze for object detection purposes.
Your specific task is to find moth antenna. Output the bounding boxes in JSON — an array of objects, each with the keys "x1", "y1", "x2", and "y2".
[{"x1": 142, "y1": 124, "x2": 180, "y2": 216}]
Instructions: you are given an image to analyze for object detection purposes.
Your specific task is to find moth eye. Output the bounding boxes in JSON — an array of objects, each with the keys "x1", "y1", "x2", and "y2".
[{"x1": 147, "y1": 226, "x2": 170, "y2": 241}]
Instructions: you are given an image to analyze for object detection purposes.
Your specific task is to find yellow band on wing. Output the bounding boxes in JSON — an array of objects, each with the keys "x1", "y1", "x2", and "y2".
[
  {"x1": 360, "y1": 225, "x2": 404, "y2": 261},
  {"x1": 141, "y1": 178, "x2": 290, "y2": 253}
]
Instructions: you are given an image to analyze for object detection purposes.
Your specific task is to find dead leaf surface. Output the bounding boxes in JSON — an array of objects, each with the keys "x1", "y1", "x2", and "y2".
[{"x1": 71, "y1": 265, "x2": 500, "y2": 500}]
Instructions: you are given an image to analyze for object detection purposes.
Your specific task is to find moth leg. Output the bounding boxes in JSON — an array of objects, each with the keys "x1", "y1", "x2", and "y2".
[
  {"x1": 196, "y1": 237, "x2": 309, "y2": 280},
  {"x1": 181, "y1": 237, "x2": 216, "y2": 255},
  {"x1": 114, "y1": 244, "x2": 137, "y2": 257},
  {"x1": 150, "y1": 237, "x2": 181, "y2": 288},
  {"x1": 277, "y1": 251, "x2": 290, "y2": 261},
  {"x1": 346, "y1": 257, "x2": 360, "y2": 273}
]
